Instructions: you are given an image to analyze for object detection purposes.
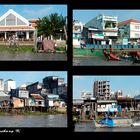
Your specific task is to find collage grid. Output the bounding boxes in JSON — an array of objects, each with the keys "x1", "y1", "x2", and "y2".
[{"x1": 0, "y1": 0, "x2": 140, "y2": 138}]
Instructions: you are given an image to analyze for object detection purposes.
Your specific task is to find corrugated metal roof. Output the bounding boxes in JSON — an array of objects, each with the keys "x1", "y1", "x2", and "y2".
[{"x1": 31, "y1": 94, "x2": 44, "y2": 99}]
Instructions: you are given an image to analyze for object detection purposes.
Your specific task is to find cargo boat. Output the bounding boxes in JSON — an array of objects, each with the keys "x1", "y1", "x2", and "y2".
[{"x1": 94, "y1": 117, "x2": 132, "y2": 128}]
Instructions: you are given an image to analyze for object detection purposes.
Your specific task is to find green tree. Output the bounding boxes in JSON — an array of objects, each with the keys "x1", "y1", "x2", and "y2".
[
  {"x1": 36, "y1": 13, "x2": 66, "y2": 39},
  {"x1": 36, "y1": 17, "x2": 51, "y2": 37}
]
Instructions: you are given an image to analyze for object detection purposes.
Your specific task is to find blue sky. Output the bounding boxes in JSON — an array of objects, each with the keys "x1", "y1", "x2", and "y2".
[
  {"x1": 0, "y1": 5, "x2": 67, "y2": 19},
  {"x1": 0, "y1": 71, "x2": 67, "y2": 87},
  {"x1": 73, "y1": 10, "x2": 140, "y2": 24},
  {"x1": 73, "y1": 76, "x2": 140, "y2": 99}
]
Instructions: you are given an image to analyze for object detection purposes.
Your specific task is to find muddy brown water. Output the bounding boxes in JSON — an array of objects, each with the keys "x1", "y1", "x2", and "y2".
[
  {"x1": 0, "y1": 114, "x2": 67, "y2": 127},
  {"x1": 0, "y1": 52, "x2": 67, "y2": 61}
]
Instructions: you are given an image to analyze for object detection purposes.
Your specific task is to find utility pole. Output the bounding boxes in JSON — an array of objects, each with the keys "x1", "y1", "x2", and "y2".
[
  {"x1": 34, "y1": 28, "x2": 38, "y2": 52},
  {"x1": 63, "y1": 25, "x2": 67, "y2": 52}
]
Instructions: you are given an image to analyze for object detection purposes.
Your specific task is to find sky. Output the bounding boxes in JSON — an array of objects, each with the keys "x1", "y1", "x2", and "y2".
[
  {"x1": 73, "y1": 10, "x2": 140, "y2": 24},
  {"x1": 0, "y1": 71, "x2": 67, "y2": 87},
  {"x1": 0, "y1": 5, "x2": 67, "y2": 19},
  {"x1": 73, "y1": 76, "x2": 140, "y2": 99}
]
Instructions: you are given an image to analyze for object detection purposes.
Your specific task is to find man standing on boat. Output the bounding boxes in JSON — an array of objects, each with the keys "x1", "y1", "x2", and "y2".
[{"x1": 105, "y1": 113, "x2": 108, "y2": 124}]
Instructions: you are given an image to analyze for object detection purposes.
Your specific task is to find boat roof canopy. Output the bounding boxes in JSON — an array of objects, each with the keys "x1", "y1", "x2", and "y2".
[{"x1": 97, "y1": 100, "x2": 117, "y2": 103}]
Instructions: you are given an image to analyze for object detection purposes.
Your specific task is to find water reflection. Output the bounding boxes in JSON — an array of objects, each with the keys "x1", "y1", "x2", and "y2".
[
  {"x1": 75, "y1": 122, "x2": 140, "y2": 132},
  {"x1": 0, "y1": 114, "x2": 67, "y2": 127}
]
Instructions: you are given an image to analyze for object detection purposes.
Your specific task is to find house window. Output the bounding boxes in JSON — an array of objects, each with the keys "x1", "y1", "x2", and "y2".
[
  {"x1": 6, "y1": 14, "x2": 16, "y2": 25},
  {"x1": 38, "y1": 101, "x2": 41, "y2": 105},
  {"x1": 17, "y1": 18, "x2": 26, "y2": 25},
  {"x1": 0, "y1": 19, "x2": 5, "y2": 25},
  {"x1": 135, "y1": 26, "x2": 140, "y2": 29},
  {"x1": 134, "y1": 33, "x2": 140, "y2": 38},
  {"x1": 104, "y1": 21, "x2": 116, "y2": 28}
]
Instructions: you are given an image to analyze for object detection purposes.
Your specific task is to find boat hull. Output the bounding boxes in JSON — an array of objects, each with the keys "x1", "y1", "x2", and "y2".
[{"x1": 95, "y1": 118, "x2": 132, "y2": 128}]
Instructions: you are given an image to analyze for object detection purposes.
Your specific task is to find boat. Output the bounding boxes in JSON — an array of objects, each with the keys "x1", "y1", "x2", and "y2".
[
  {"x1": 94, "y1": 117, "x2": 133, "y2": 128},
  {"x1": 103, "y1": 51, "x2": 121, "y2": 61},
  {"x1": 130, "y1": 120, "x2": 140, "y2": 127}
]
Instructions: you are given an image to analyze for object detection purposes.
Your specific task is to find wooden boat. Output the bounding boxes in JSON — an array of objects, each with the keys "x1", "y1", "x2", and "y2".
[{"x1": 94, "y1": 117, "x2": 132, "y2": 128}]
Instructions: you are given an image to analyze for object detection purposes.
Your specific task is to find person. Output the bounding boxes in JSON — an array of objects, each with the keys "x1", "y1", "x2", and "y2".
[
  {"x1": 124, "y1": 53, "x2": 130, "y2": 61},
  {"x1": 80, "y1": 39, "x2": 86, "y2": 49},
  {"x1": 91, "y1": 47, "x2": 95, "y2": 53},
  {"x1": 103, "y1": 48, "x2": 107, "y2": 53},
  {"x1": 9, "y1": 34, "x2": 18, "y2": 47},
  {"x1": 109, "y1": 45, "x2": 113, "y2": 54}
]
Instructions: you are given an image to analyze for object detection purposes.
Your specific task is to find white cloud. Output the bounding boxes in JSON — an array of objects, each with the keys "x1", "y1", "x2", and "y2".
[{"x1": 23, "y1": 6, "x2": 53, "y2": 18}]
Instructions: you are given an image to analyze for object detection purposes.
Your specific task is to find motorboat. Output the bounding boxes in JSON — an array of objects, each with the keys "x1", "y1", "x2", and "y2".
[{"x1": 130, "y1": 120, "x2": 140, "y2": 127}]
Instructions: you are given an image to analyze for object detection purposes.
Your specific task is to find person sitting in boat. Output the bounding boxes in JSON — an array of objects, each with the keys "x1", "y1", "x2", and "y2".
[
  {"x1": 109, "y1": 45, "x2": 113, "y2": 54},
  {"x1": 91, "y1": 47, "x2": 95, "y2": 53},
  {"x1": 122, "y1": 52, "x2": 130, "y2": 61},
  {"x1": 105, "y1": 113, "x2": 108, "y2": 119},
  {"x1": 103, "y1": 48, "x2": 108, "y2": 55}
]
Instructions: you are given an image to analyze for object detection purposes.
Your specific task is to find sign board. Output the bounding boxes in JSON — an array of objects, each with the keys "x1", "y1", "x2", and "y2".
[
  {"x1": 48, "y1": 94, "x2": 59, "y2": 99},
  {"x1": 104, "y1": 32, "x2": 117, "y2": 36},
  {"x1": 103, "y1": 16, "x2": 117, "y2": 21},
  {"x1": 49, "y1": 100, "x2": 54, "y2": 107},
  {"x1": 19, "y1": 90, "x2": 29, "y2": 98},
  {"x1": 92, "y1": 33, "x2": 104, "y2": 39}
]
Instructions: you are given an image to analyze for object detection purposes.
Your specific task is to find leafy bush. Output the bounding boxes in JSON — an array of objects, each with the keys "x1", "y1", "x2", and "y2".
[{"x1": 55, "y1": 47, "x2": 66, "y2": 51}]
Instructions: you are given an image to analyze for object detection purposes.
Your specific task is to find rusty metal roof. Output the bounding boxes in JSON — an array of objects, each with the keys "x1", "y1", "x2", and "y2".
[{"x1": 30, "y1": 94, "x2": 44, "y2": 99}]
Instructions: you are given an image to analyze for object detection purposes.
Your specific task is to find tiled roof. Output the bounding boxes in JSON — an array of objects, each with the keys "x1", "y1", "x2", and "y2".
[
  {"x1": 29, "y1": 19, "x2": 38, "y2": 27},
  {"x1": 31, "y1": 94, "x2": 44, "y2": 99},
  {"x1": 29, "y1": 19, "x2": 38, "y2": 23},
  {"x1": 31, "y1": 23, "x2": 37, "y2": 27},
  {"x1": 118, "y1": 19, "x2": 140, "y2": 26},
  {"x1": 0, "y1": 26, "x2": 35, "y2": 31}
]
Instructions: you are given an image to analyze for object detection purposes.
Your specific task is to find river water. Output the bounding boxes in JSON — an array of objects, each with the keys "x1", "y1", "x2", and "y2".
[
  {"x1": 73, "y1": 56, "x2": 140, "y2": 66},
  {"x1": 0, "y1": 52, "x2": 67, "y2": 61},
  {"x1": 75, "y1": 121, "x2": 140, "y2": 132},
  {"x1": 0, "y1": 114, "x2": 67, "y2": 127}
]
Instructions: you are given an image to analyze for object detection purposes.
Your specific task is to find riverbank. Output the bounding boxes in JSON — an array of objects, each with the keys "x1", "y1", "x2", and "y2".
[
  {"x1": 0, "y1": 111, "x2": 67, "y2": 116},
  {"x1": 0, "y1": 45, "x2": 66, "y2": 53},
  {"x1": 0, "y1": 107, "x2": 67, "y2": 116}
]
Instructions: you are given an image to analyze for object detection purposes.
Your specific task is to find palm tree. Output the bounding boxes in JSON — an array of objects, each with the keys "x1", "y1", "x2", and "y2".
[
  {"x1": 36, "y1": 13, "x2": 66, "y2": 40},
  {"x1": 49, "y1": 13, "x2": 66, "y2": 35},
  {"x1": 36, "y1": 17, "x2": 52, "y2": 37}
]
